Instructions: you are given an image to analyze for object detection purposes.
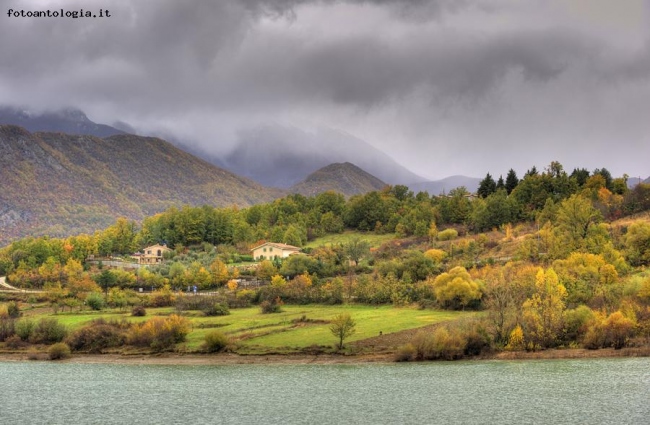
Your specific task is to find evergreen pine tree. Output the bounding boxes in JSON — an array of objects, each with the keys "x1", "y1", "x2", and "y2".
[
  {"x1": 496, "y1": 175, "x2": 505, "y2": 191},
  {"x1": 505, "y1": 169, "x2": 519, "y2": 195},
  {"x1": 477, "y1": 173, "x2": 497, "y2": 198}
]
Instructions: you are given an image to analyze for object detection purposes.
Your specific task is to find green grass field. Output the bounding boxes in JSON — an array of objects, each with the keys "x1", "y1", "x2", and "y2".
[
  {"x1": 304, "y1": 231, "x2": 397, "y2": 249},
  {"x1": 20, "y1": 303, "x2": 472, "y2": 354}
]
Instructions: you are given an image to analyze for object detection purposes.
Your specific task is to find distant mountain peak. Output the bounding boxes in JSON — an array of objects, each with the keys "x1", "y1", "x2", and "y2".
[
  {"x1": 0, "y1": 105, "x2": 125, "y2": 138},
  {"x1": 221, "y1": 123, "x2": 425, "y2": 188},
  {"x1": 290, "y1": 162, "x2": 386, "y2": 197}
]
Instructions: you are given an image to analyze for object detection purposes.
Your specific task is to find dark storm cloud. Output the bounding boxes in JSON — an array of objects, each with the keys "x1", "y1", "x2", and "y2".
[{"x1": 1, "y1": 0, "x2": 648, "y2": 178}]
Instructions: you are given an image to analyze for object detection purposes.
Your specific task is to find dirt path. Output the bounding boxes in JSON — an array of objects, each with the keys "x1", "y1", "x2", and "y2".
[{"x1": 0, "y1": 276, "x2": 43, "y2": 293}]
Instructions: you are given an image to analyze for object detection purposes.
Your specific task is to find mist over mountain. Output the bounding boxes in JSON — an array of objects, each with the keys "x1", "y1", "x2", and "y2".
[
  {"x1": 0, "y1": 125, "x2": 282, "y2": 245},
  {"x1": 290, "y1": 162, "x2": 386, "y2": 197},
  {"x1": 0, "y1": 106, "x2": 125, "y2": 138},
  {"x1": 221, "y1": 124, "x2": 426, "y2": 188},
  {"x1": 407, "y1": 176, "x2": 482, "y2": 195},
  {"x1": 0, "y1": 105, "x2": 484, "y2": 197}
]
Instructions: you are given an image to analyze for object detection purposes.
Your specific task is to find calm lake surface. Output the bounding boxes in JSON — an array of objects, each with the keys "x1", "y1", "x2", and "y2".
[{"x1": 1, "y1": 358, "x2": 649, "y2": 424}]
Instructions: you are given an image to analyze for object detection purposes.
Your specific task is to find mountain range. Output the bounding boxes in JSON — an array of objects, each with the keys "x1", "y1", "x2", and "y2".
[{"x1": 0, "y1": 106, "x2": 489, "y2": 194}]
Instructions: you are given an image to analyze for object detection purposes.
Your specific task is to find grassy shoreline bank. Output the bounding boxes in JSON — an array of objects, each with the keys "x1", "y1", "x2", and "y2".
[{"x1": 2, "y1": 346, "x2": 649, "y2": 365}]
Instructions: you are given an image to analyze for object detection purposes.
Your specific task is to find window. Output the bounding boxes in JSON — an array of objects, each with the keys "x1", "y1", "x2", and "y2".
[
  {"x1": 270, "y1": 247, "x2": 273, "y2": 252},
  {"x1": 263, "y1": 248, "x2": 267, "y2": 252}
]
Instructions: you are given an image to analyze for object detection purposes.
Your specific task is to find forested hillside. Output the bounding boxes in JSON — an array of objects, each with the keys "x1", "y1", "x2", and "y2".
[{"x1": 0, "y1": 125, "x2": 283, "y2": 244}]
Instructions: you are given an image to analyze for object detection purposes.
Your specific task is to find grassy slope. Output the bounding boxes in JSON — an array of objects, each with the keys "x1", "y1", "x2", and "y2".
[
  {"x1": 22, "y1": 304, "x2": 472, "y2": 354},
  {"x1": 304, "y1": 231, "x2": 397, "y2": 249}
]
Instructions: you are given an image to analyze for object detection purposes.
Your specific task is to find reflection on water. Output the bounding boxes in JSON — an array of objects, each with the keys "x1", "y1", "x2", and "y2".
[{"x1": 1, "y1": 358, "x2": 649, "y2": 424}]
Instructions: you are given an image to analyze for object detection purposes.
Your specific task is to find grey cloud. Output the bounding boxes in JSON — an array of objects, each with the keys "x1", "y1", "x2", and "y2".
[{"x1": 1, "y1": 0, "x2": 648, "y2": 179}]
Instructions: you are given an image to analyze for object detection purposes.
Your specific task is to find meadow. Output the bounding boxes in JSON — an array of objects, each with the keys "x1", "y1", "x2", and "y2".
[{"x1": 18, "y1": 303, "x2": 472, "y2": 354}]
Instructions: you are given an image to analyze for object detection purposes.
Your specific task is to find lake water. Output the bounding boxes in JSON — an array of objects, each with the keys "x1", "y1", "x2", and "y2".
[{"x1": 1, "y1": 358, "x2": 649, "y2": 424}]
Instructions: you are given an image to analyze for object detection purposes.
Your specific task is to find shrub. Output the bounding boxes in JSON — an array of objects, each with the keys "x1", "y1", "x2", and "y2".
[
  {"x1": 411, "y1": 327, "x2": 467, "y2": 360},
  {"x1": 30, "y1": 319, "x2": 68, "y2": 344},
  {"x1": 86, "y1": 292, "x2": 105, "y2": 311},
  {"x1": 66, "y1": 319, "x2": 128, "y2": 353},
  {"x1": 175, "y1": 296, "x2": 230, "y2": 316},
  {"x1": 131, "y1": 305, "x2": 147, "y2": 317},
  {"x1": 126, "y1": 315, "x2": 190, "y2": 352},
  {"x1": 411, "y1": 331, "x2": 436, "y2": 360},
  {"x1": 203, "y1": 303, "x2": 230, "y2": 317},
  {"x1": 583, "y1": 311, "x2": 635, "y2": 350},
  {"x1": 6, "y1": 301, "x2": 21, "y2": 318},
  {"x1": 431, "y1": 327, "x2": 466, "y2": 360},
  {"x1": 394, "y1": 343, "x2": 416, "y2": 362},
  {"x1": 0, "y1": 317, "x2": 15, "y2": 341},
  {"x1": 260, "y1": 297, "x2": 283, "y2": 314},
  {"x1": 462, "y1": 324, "x2": 492, "y2": 356},
  {"x1": 437, "y1": 229, "x2": 458, "y2": 241},
  {"x1": 5, "y1": 334, "x2": 24, "y2": 349},
  {"x1": 504, "y1": 325, "x2": 525, "y2": 351},
  {"x1": 14, "y1": 319, "x2": 35, "y2": 341},
  {"x1": 48, "y1": 342, "x2": 71, "y2": 360},
  {"x1": 203, "y1": 330, "x2": 230, "y2": 353}
]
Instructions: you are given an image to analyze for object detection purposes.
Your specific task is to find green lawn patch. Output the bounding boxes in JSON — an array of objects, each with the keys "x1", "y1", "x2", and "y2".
[
  {"x1": 19, "y1": 303, "x2": 473, "y2": 355},
  {"x1": 304, "y1": 231, "x2": 397, "y2": 249}
]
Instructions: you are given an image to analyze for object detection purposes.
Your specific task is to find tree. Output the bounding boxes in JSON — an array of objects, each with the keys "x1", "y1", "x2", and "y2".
[
  {"x1": 432, "y1": 266, "x2": 482, "y2": 310},
  {"x1": 570, "y1": 168, "x2": 590, "y2": 187},
  {"x1": 342, "y1": 237, "x2": 370, "y2": 266},
  {"x1": 593, "y1": 168, "x2": 613, "y2": 190},
  {"x1": 256, "y1": 260, "x2": 277, "y2": 280},
  {"x1": 96, "y1": 270, "x2": 117, "y2": 299},
  {"x1": 505, "y1": 169, "x2": 519, "y2": 195},
  {"x1": 522, "y1": 268, "x2": 567, "y2": 349},
  {"x1": 556, "y1": 194, "x2": 602, "y2": 251},
  {"x1": 209, "y1": 259, "x2": 229, "y2": 286},
  {"x1": 477, "y1": 173, "x2": 497, "y2": 198},
  {"x1": 330, "y1": 313, "x2": 356, "y2": 350}
]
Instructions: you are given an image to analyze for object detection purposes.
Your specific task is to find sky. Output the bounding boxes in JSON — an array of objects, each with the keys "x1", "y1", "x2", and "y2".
[{"x1": 1, "y1": 0, "x2": 649, "y2": 180}]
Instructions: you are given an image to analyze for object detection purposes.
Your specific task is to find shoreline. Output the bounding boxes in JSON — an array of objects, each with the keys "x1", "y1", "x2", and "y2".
[{"x1": 2, "y1": 347, "x2": 649, "y2": 365}]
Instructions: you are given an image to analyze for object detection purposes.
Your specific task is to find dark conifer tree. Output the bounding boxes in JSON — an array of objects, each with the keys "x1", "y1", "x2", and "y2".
[
  {"x1": 570, "y1": 168, "x2": 590, "y2": 187},
  {"x1": 496, "y1": 175, "x2": 505, "y2": 191},
  {"x1": 505, "y1": 169, "x2": 519, "y2": 194},
  {"x1": 477, "y1": 173, "x2": 497, "y2": 198}
]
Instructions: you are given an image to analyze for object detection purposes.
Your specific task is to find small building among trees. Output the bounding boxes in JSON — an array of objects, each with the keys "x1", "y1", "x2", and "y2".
[
  {"x1": 251, "y1": 242, "x2": 301, "y2": 261},
  {"x1": 138, "y1": 244, "x2": 171, "y2": 265}
]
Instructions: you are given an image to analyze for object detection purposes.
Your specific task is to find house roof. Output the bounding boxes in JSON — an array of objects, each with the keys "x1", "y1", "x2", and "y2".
[
  {"x1": 250, "y1": 242, "x2": 301, "y2": 252},
  {"x1": 143, "y1": 244, "x2": 171, "y2": 251}
]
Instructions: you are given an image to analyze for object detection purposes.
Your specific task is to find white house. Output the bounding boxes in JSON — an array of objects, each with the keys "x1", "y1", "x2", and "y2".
[
  {"x1": 137, "y1": 244, "x2": 171, "y2": 265},
  {"x1": 251, "y1": 242, "x2": 301, "y2": 261}
]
